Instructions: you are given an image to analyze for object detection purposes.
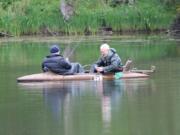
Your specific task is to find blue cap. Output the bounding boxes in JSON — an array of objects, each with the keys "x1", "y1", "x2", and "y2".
[{"x1": 50, "y1": 45, "x2": 60, "y2": 54}]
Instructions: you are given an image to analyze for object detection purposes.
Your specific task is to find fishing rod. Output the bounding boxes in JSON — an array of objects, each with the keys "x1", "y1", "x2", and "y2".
[
  {"x1": 62, "y1": 35, "x2": 94, "y2": 72},
  {"x1": 63, "y1": 35, "x2": 85, "y2": 60}
]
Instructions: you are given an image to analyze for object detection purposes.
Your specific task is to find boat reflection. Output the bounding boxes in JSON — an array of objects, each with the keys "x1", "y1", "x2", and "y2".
[{"x1": 18, "y1": 78, "x2": 154, "y2": 132}]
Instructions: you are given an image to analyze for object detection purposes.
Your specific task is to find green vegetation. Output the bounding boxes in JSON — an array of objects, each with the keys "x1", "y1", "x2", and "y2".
[{"x1": 0, "y1": 0, "x2": 178, "y2": 36}]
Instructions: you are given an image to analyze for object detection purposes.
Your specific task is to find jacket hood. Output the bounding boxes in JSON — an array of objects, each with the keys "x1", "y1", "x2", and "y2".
[
  {"x1": 106, "y1": 48, "x2": 116, "y2": 58},
  {"x1": 110, "y1": 48, "x2": 116, "y2": 53}
]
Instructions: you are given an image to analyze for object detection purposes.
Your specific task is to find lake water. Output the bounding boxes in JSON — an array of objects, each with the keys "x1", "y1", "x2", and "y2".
[{"x1": 0, "y1": 35, "x2": 180, "y2": 135}]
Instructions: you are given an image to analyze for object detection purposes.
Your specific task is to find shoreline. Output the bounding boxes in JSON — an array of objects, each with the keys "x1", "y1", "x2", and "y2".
[
  {"x1": 0, "y1": 31, "x2": 173, "y2": 44},
  {"x1": 0, "y1": 28, "x2": 168, "y2": 38}
]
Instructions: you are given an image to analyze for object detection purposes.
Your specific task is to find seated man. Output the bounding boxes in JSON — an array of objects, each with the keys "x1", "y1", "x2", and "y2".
[
  {"x1": 91, "y1": 43, "x2": 123, "y2": 73},
  {"x1": 42, "y1": 44, "x2": 84, "y2": 75}
]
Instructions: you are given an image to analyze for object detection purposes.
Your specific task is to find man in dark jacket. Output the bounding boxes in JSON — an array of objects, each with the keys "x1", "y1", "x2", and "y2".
[
  {"x1": 91, "y1": 43, "x2": 123, "y2": 73},
  {"x1": 42, "y1": 45, "x2": 84, "y2": 75}
]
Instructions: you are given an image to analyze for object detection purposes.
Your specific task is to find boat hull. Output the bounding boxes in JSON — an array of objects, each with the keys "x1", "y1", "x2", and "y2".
[{"x1": 17, "y1": 72, "x2": 149, "y2": 82}]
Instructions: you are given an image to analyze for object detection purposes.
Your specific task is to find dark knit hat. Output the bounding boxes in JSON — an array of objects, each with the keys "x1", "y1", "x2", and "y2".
[{"x1": 50, "y1": 45, "x2": 60, "y2": 54}]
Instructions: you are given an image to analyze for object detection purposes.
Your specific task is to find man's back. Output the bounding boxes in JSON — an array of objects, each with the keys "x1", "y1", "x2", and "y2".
[{"x1": 42, "y1": 54, "x2": 72, "y2": 74}]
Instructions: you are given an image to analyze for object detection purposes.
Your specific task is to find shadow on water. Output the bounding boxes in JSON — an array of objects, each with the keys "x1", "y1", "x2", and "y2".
[{"x1": 18, "y1": 78, "x2": 155, "y2": 134}]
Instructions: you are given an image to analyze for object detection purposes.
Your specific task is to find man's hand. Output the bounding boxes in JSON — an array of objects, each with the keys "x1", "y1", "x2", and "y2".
[{"x1": 95, "y1": 67, "x2": 104, "y2": 72}]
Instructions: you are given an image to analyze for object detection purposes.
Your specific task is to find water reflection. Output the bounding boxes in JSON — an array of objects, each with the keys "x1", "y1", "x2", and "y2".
[
  {"x1": 43, "y1": 84, "x2": 70, "y2": 121},
  {"x1": 95, "y1": 80, "x2": 123, "y2": 134},
  {"x1": 18, "y1": 78, "x2": 153, "y2": 134},
  {"x1": 95, "y1": 79, "x2": 153, "y2": 134},
  {"x1": 1, "y1": 35, "x2": 180, "y2": 135}
]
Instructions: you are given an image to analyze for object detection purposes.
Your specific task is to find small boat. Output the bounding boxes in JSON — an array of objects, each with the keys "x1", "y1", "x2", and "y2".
[{"x1": 17, "y1": 71, "x2": 150, "y2": 82}]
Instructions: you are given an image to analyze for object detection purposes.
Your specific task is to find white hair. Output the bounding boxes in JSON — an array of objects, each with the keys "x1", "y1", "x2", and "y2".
[{"x1": 100, "y1": 43, "x2": 110, "y2": 50}]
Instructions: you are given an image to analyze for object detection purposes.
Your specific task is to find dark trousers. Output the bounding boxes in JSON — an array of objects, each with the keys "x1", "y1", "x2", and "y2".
[{"x1": 69, "y1": 63, "x2": 84, "y2": 74}]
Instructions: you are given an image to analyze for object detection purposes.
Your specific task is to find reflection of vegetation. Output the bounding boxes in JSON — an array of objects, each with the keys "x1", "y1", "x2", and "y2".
[
  {"x1": 0, "y1": 37, "x2": 179, "y2": 67},
  {"x1": 76, "y1": 39, "x2": 179, "y2": 65},
  {"x1": 0, "y1": 43, "x2": 49, "y2": 66}
]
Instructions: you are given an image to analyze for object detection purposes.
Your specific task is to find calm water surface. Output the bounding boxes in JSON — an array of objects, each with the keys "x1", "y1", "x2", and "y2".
[{"x1": 0, "y1": 35, "x2": 180, "y2": 135}]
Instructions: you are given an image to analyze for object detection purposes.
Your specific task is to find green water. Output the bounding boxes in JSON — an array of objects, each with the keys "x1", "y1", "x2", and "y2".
[{"x1": 0, "y1": 35, "x2": 180, "y2": 135}]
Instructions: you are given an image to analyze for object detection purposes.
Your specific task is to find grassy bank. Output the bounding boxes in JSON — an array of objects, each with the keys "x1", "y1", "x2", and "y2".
[{"x1": 0, "y1": 0, "x2": 178, "y2": 36}]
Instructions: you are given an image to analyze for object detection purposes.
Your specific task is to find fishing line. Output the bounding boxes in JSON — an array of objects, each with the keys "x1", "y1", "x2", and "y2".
[{"x1": 63, "y1": 35, "x2": 85, "y2": 59}]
